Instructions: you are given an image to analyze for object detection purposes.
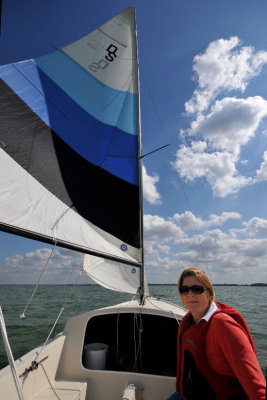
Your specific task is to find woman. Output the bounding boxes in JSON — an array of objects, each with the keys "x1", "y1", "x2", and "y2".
[{"x1": 167, "y1": 268, "x2": 266, "y2": 400}]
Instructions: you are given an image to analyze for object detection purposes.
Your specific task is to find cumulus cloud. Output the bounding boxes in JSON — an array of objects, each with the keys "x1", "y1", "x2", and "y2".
[
  {"x1": 145, "y1": 226, "x2": 267, "y2": 283},
  {"x1": 142, "y1": 165, "x2": 162, "y2": 205},
  {"x1": 174, "y1": 95, "x2": 267, "y2": 197},
  {"x1": 175, "y1": 38, "x2": 267, "y2": 197},
  {"x1": 157, "y1": 244, "x2": 170, "y2": 254},
  {"x1": 142, "y1": 211, "x2": 267, "y2": 284},
  {"x1": 2, "y1": 247, "x2": 83, "y2": 283},
  {"x1": 253, "y1": 151, "x2": 267, "y2": 182},
  {"x1": 232, "y1": 217, "x2": 267, "y2": 237},
  {"x1": 172, "y1": 143, "x2": 251, "y2": 197},
  {"x1": 185, "y1": 37, "x2": 267, "y2": 114},
  {"x1": 173, "y1": 211, "x2": 241, "y2": 230},
  {"x1": 144, "y1": 214, "x2": 184, "y2": 243},
  {"x1": 185, "y1": 97, "x2": 267, "y2": 155},
  {"x1": 172, "y1": 229, "x2": 267, "y2": 280},
  {"x1": 144, "y1": 214, "x2": 185, "y2": 257}
]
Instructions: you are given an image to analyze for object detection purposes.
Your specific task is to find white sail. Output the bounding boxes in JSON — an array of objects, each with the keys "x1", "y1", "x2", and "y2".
[
  {"x1": 0, "y1": 7, "x2": 147, "y2": 294},
  {"x1": 83, "y1": 254, "x2": 149, "y2": 295}
]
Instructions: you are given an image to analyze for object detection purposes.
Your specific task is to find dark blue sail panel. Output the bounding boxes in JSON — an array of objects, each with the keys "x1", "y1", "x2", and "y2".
[
  {"x1": 0, "y1": 60, "x2": 139, "y2": 186},
  {"x1": 0, "y1": 77, "x2": 140, "y2": 247}
]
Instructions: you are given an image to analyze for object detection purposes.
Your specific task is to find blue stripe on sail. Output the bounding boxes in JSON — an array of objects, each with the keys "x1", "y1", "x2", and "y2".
[
  {"x1": 0, "y1": 62, "x2": 139, "y2": 185},
  {"x1": 35, "y1": 50, "x2": 138, "y2": 136}
]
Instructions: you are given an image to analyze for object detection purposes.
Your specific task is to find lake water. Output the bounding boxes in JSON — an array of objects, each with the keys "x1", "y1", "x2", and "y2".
[{"x1": 0, "y1": 284, "x2": 266, "y2": 373}]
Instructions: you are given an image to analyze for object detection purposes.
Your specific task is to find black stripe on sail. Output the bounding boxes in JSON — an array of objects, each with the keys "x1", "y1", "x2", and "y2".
[{"x1": 0, "y1": 78, "x2": 140, "y2": 248}]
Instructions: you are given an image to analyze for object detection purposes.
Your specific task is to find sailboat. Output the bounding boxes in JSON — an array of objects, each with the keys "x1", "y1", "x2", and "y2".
[{"x1": 0, "y1": 7, "x2": 185, "y2": 400}]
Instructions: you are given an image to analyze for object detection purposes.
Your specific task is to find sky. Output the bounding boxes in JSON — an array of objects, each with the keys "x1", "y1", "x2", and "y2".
[{"x1": 1, "y1": 0, "x2": 267, "y2": 286}]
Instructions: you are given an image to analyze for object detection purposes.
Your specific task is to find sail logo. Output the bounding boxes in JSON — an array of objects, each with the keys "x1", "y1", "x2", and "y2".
[
  {"x1": 89, "y1": 44, "x2": 118, "y2": 72},
  {"x1": 120, "y1": 244, "x2": 127, "y2": 251}
]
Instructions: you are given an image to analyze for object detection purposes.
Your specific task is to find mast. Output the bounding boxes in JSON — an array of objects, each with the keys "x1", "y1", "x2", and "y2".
[{"x1": 134, "y1": 9, "x2": 145, "y2": 304}]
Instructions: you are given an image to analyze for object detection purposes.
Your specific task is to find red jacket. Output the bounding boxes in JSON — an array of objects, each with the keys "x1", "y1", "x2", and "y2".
[{"x1": 176, "y1": 301, "x2": 266, "y2": 399}]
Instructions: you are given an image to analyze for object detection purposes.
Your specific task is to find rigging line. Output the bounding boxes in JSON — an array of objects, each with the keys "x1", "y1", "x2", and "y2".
[
  {"x1": 140, "y1": 68, "x2": 211, "y2": 278},
  {"x1": 39, "y1": 363, "x2": 61, "y2": 400},
  {"x1": 34, "y1": 307, "x2": 65, "y2": 364},
  {"x1": 133, "y1": 313, "x2": 143, "y2": 372},
  {"x1": 140, "y1": 143, "x2": 170, "y2": 159},
  {"x1": 140, "y1": 69, "x2": 171, "y2": 145},
  {"x1": 175, "y1": 171, "x2": 213, "y2": 279},
  {"x1": 20, "y1": 241, "x2": 57, "y2": 319},
  {"x1": 35, "y1": 261, "x2": 84, "y2": 363},
  {"x1": 116, "y1": 311, "x2": 119, "y2": 370},
  {"x1": 61, "y1": 254, "x2": 81, "y2": 309}
]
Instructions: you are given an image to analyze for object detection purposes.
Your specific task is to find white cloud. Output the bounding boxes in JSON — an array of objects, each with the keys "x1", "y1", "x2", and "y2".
[
  {"x1": 173, "y1": 211, "x2": 241, "y2": 230},
  {"x1": 173, "y1": 229, "x2": 267, "y2": 279},
  {"x1": 142, "y1": 212, "x2": 266, "y2": 283},
  {"x1": 172, "y1": 143, "x2": 251, "y2": 197},
  {"x1": 145, "y1": 227, "x2": 267, "y2": 284},
  {"x1": 142, "y1": 166, "x2": 162, "y2": 205},
  {"x1": 2, "y1": 247, "x2": 83, "y2": 283},
  {"x1": 174, "y1": 96, "x2": 267, "y2": 197},
  {"x1": 144, "y1": 214, "x2": 185, "y2": 256},
  {"x1": 185, "y1": 97, "x2": 267, "y2": 155},
  {"x1": 144, "y1": 214, "x2": 185, "y2": 243},
  {"x1": 143, "y1": 212, "x2": 267, "y2": 284},
  {"x1": 253, "y1": 151, "x2": 267, "y2": 182},
  {"x1": 157, "y1": 244, "x2": 170, "y2": 254},
  {"x1": 185, "y1": 37, "x2": 267, "y2": 114},
  {"x1": 232, "y1": 217, "x2": 267, "y2": 237}
]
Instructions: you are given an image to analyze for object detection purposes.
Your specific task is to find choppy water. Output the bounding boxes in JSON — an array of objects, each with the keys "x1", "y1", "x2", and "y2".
[{"x1": 0, "y1": 284, "x2": 266, "y2": 373}]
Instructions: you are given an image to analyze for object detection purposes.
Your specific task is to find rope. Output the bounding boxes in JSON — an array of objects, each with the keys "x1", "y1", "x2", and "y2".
[
  {"x1": 34, "y1": 307, "x2": 64, "y2": 363},
  {"x1": 61, "y1": 258, "x2": 83, "y2": 310},
  {"x1": 133, "y1": 313, "x2": 143, "y2": 372},
  {"x1": 20, "y1": 241, "x2": 57, "y2": 319},
  {"x1": 39, "y1": 363, "x2": 62, "y2": 400},
  {"x1": 35, "y1": 265, "x2": 84, "y2": 363},
  {"x1": 116, "y1": 311, "x2": 120, "y2": 369}
]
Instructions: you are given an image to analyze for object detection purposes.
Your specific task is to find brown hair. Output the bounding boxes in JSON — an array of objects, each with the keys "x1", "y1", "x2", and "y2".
[{"x1": 178, "y1": 268, "x2": 215, "y2": 302}]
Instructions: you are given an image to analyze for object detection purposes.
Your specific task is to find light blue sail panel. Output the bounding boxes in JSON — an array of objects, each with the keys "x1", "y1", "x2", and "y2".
[
  {"x1": 0, "y1": 61, "x2": 138, "y2": 185},
  {"x1": 35, "y1": 51, "x2": 138, "y2": 136}
]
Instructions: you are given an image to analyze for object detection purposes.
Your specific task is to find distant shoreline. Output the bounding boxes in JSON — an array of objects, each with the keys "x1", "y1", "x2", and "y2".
[
  {"x1": 1, "y1": 283, "x2": 267, "y2": 286},
  {"x1": 149, "y1": 283, "x2": 267, "y2": 286},
  {"x1": 213, "y1": 283, "x2": 267, "y2": 286}
]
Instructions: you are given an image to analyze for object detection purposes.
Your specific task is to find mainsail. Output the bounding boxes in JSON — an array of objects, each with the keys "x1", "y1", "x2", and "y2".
[{"x1": 0, "y1": 7, "x2": 147, "y2": 294}]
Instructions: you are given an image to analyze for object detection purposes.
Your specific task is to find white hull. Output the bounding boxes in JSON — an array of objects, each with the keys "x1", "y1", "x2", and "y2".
[{"x1": 0, "y1": 297, "x2": 185, "y2": 400}]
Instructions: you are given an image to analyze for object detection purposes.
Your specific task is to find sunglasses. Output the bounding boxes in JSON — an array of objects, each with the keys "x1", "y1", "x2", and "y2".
[{"x1": 179, "y1": 285, "x2": 207, "y2": 295}]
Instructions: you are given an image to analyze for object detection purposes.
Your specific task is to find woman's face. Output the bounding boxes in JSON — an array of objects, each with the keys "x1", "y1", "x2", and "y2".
[{"x1": 181, "y1": 276, "x2": 212, "y2": 322}]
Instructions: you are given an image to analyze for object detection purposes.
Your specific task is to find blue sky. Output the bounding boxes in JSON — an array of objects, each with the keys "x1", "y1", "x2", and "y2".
[{"x1": 1, "y1": 0, "x2": 267, "y2": 285}]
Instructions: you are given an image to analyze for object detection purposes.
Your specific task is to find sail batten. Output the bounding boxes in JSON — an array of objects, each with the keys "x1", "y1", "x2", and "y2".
[{"x1": 0, "y1": 7, "x2": 146, "y2": 294}]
